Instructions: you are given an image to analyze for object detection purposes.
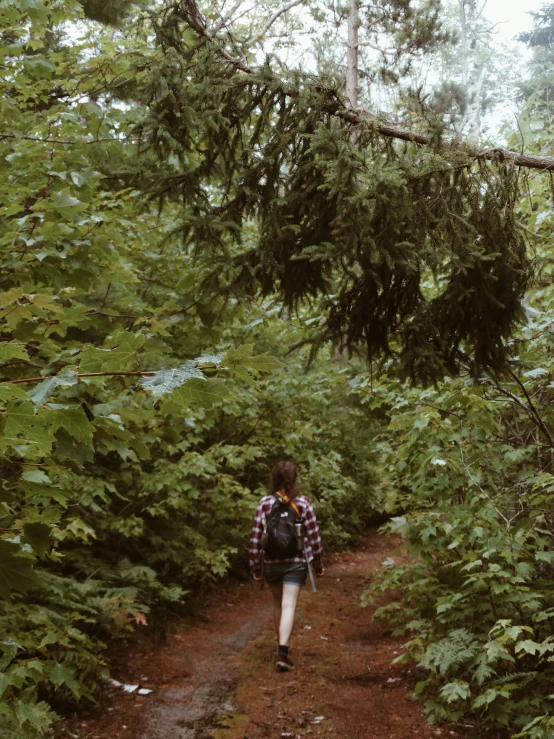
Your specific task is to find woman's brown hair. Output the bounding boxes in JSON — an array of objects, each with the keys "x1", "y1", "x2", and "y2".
[{"x1": 269, "y1": 461, "x2": 299, "y2": 499}]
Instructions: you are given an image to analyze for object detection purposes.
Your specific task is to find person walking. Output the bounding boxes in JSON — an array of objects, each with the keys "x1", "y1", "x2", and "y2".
[{"x1": 249, "y1": 461, "x2": 324, "y2": 672}]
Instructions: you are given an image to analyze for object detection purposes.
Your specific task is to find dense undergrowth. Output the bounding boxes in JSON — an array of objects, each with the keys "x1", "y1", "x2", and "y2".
[
  {"x1": 361, "y1": 109, "x2": 554, "y2": 736},
  {"x1": 0, "y1": 3, "x2": 378, "y2": 735}
]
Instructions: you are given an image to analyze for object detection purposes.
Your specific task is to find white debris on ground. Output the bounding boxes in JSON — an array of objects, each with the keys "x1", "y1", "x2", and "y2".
[{"x1": 108, "y1": 678, "x2": 153, "y2": 695}]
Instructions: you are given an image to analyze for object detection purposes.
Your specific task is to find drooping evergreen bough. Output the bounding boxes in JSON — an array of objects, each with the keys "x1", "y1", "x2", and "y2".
[{"x1": 132, "y1": 0, "x2": 533, "y2": 383}]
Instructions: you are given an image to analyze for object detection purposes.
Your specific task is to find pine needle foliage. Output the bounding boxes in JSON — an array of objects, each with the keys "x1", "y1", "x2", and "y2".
[{"x1": 136, "y1": 4, "x2": 532, "y2": 382}]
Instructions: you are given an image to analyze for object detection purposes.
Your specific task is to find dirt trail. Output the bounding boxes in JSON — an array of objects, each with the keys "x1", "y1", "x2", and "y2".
[{"x1": 64, "y1": 532, "x2": 458, "y2": 739}]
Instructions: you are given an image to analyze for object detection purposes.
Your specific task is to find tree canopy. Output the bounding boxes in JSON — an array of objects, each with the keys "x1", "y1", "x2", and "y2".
[{"x1": 131, "y1": 0, "x2": 538, "y2": 381}]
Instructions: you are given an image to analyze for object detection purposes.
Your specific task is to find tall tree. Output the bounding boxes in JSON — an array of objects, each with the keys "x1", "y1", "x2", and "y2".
[
  {"x1": 395, "y1": 0, "x2": 519, "y2": 141},
  {"x1": 201, "y1": 0, "x2": 451, "y2": 109},
  {"x1": 459, "y1": 0, "x2": 483, "y2": 139},
  {"x1": 346, "y1": 0, "x2": 359, "y2": 108},
  {"x1": 518, "y1": 2, "x2": 554, "y2": 103}
]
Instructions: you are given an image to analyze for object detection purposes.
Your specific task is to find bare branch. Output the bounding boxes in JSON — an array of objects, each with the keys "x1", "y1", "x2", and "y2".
[
  {"x1": 483, "y1": 373, "x2": 554, "y2": 449},
  {"x1": 0, "y1": 134, "x2": 126, "y2": 145},
  {"x1": 246, "y1": 0, "x2": 306, "y2": 44},
  {"x1": 359, "y1": 40, "x2": 396, "y2": 55},
  {"x1": 508, "y1": 370, "x2": 554, "y2": 448},
  {"x1": 212, "y1": 0, "x2": 245, "y2": 34},
  {"x1": 1, "y1": 371, "x2": 155, "y2": 386},
  {"x1": 179, "y1": 0, "x2": 251, "y2": 72},
  {"x1": 359, "y1": 38, "x2": 420, "y2": 56}
]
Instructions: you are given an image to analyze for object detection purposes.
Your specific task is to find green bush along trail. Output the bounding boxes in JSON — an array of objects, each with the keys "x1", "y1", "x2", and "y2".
[{"x1": 0, "y1": 3, "x2": 376, "y2": 734}]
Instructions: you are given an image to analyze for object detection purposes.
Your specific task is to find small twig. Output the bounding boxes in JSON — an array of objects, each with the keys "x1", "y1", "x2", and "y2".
[
  {"x1": 212, "y1": 0, "x2": 244, "y2": 33},
  {"x1": 342, "y1": 665, "x2": 372, "y2": 681},
  {"x1": 0, "y1": 134, "x2": 127, "y2": 145},
  {"x1": 458, "y1": 439, "x2": 521, "y2": 551},
  {"x1": 86, "y1": 310, "x2": 139, "y2": 319},
  {"x1": 508, "y1": 370, "x2": 554, "y2": 448},
  {"x1": 1, "y1": 371, "x2": 155, "y2": 386},
  {"x1": 245, "y1": 0, "x2": 306, "y2": 44},
  {"x1": 422, "y1": 402, "x2": 464, "y2": 420},
  {"x1": 100, "y1": 283, "x2": 112, "y2": 311}
]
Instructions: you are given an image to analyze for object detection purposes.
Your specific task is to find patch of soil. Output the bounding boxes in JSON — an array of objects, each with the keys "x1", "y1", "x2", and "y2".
[
  {"x1": 60, "y1": 584, "x2": 271, "y2": 739},
  {"x1": 225, "y1": 530, "x2": 461, "y2": 739},
  {"x1": 59, "y1": 531, "x2": 460, "y2": 739}
]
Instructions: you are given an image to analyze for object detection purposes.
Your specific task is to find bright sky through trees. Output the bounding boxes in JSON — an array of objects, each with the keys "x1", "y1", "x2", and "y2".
[{"x1": 487, "y1": 0, "x2": 542, "y2": 40}]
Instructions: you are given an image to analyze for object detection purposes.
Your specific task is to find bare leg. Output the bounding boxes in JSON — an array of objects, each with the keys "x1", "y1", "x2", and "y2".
[
  {"x1": 270, "y1": 585, "x2": 283, "y2": 641},
  {"x1": 279, "y1": 583, "x2": 301, "y2": 647}
]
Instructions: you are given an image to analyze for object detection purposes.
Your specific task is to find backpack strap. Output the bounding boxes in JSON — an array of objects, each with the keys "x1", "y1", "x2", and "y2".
[{"x1": 274, "y1": 490, "x2": 302, "y2": 519}]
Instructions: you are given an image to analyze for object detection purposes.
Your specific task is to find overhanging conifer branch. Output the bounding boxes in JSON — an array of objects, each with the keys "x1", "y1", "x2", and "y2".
[
  {"x1": 155, "y1": 0, "x2": 531, "y2": 381},
  {"x1": 177, "y1": 0, "x2": 554, "y2": 173}
]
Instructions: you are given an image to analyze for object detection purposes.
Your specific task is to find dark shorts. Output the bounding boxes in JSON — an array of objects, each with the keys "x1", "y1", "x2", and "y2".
[{"x1": 264, "y1": 561, "x2": 308, "y2": 587}]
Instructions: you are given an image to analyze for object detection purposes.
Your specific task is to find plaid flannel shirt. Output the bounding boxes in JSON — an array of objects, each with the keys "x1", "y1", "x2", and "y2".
[{"x1": 249, "y1": 494, "x2": 323, "y2": 574}]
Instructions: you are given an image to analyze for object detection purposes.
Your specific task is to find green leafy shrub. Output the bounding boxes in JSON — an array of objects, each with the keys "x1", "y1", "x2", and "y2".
[
  {"x1": 359, "y1": 369, "x2": 554, "y2": 736},
  {"x1": 0, "y1": 3, "x2": 378, "y2": 735}
]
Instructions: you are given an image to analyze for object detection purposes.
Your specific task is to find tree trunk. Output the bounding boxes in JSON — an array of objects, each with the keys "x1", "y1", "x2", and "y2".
[
  {"x1": 346, "y1": 0, "x2": 359, "y2": 109},
  {"x1": 459, "y1": 0, "x2": 484, "y2": 140}
]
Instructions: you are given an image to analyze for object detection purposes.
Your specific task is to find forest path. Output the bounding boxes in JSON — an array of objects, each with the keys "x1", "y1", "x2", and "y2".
[{"x1": 65, "y1": 531, "x2": 457, "y2": 739}]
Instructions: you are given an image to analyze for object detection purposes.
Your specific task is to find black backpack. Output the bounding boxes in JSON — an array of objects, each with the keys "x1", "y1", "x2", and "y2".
[{"x1": 264, "y1": 492, "x2": 302, "y2": 559}]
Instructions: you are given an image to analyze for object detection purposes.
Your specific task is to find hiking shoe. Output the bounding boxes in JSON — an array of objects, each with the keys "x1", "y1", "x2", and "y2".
[{"x1": 276, "y1": 654, "x2": 294, "y2": 672}]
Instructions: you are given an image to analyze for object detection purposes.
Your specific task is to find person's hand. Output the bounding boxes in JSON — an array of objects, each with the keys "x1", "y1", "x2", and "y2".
[{"x1": 252, "y1": 571, "x2": 261, "y2": 582}]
